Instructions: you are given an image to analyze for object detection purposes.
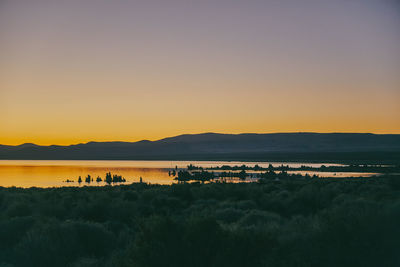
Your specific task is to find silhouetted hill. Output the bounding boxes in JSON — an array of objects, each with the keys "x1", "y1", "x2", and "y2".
[{"x1": 1, "y1": 133, "x2": 400, "y2": 162}]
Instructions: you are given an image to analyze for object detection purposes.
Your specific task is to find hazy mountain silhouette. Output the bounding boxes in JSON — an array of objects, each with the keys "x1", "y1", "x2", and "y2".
[{"x1": 1, "y1": 133, "x2": 400, "y2": 161}]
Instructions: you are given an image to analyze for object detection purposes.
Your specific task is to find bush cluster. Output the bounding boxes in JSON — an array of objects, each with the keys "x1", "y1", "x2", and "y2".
[{"x1": 0, "y1": 176, "x2": 399, "y2": 267}]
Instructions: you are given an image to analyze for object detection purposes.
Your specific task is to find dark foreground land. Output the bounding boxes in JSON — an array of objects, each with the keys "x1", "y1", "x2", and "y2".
[{"x1": 1, "y1": 177, "x2": 399, "y2": 267}]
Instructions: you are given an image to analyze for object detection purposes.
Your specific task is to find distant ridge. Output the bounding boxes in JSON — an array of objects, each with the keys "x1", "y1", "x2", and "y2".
[{"x1": 1, "y1": 133, "x2": 400, "y2": 162}]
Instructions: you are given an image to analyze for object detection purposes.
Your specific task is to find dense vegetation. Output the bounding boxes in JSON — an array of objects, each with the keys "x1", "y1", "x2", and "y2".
[
  {"x1": 175, "y1": 163, "x2": 400, "y2": 182},
  {"x1": 0, "y1": 176, "x2": 399, "y2": 267},
  {"x1": 174, "y1": 169, "x2": 319, "y2": 182}
]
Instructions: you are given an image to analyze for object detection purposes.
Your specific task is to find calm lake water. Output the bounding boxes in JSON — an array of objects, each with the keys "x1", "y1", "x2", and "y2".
[{"x1": 0, "y1": 160, "x2": 379, "y2": 188}]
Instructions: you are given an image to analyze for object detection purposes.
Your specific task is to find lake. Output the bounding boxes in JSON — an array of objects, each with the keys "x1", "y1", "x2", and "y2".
[{"x1": 0, "y1": 160, "x2": 380, "y2": 188}]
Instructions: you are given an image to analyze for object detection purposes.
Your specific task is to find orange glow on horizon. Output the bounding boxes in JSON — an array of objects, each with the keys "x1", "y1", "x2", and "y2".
[{"x1": 0, "y1": 1, "x2": 399, "y2": 146}]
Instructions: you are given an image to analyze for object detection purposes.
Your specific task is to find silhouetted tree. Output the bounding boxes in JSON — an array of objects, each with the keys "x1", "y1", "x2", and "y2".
[
  {"x1": 112, "y1": 174, "x2": 126, "y2": 183},
  {"x1": 105, "y1": 172, "x2": 112, "y2": 185},
  {"x1": 268, "y1": 164, "x2": 274, "y2": 170},
  {"x1": 175, "y1": 170, "x2": 192, "y2": 183},
  {"x1": 238, "y1": 170, "x2": 247, "y2": 180}
]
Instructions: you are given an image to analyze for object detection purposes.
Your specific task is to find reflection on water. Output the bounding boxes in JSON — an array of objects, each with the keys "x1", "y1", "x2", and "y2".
[
  {"x1": 285, "y1": 170, "x2": 380, "y2": 178},
  {"x1": 0, "y1": 162, "x2": 170, "y2": 188},
  {"x1": 0, "y1": 160, "x2": 378, "y2": 188},
  {"x1": 0, "y1": 160, "x2": 344, "y2": 168}
]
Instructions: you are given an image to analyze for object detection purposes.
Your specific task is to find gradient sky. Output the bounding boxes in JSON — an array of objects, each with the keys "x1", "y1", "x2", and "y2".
[{"x1": 1, "y1": 0, "x2": 399, "y2": 145}]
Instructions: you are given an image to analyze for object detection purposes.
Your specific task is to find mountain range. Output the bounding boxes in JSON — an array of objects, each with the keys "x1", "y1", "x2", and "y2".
[{"x1": 1, "y1": 133, "x2": 400, "y2": 162}]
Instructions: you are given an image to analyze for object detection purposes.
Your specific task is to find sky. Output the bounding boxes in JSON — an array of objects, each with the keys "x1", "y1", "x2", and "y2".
[{"x1": 0, "y1": 0, "x2": 399, "y2": 145}]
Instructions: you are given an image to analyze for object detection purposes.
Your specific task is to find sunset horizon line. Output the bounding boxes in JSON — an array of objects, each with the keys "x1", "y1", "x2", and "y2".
[{"x1": 2, "y1": 131, "x2": 400, "y2": 147}]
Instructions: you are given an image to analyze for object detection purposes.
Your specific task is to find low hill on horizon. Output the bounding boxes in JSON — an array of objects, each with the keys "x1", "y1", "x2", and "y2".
[{"x1": 1, "y1": 132, "x2": 400, "y2": 162}]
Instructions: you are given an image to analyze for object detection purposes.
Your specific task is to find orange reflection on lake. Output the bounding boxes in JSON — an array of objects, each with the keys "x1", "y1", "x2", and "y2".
[
  {"x1": 0, "y1": 160, "x2": 379, "y2": 188},
  {"x1": 0, "y1": 160, "x2": 173, "y2": 188}
]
